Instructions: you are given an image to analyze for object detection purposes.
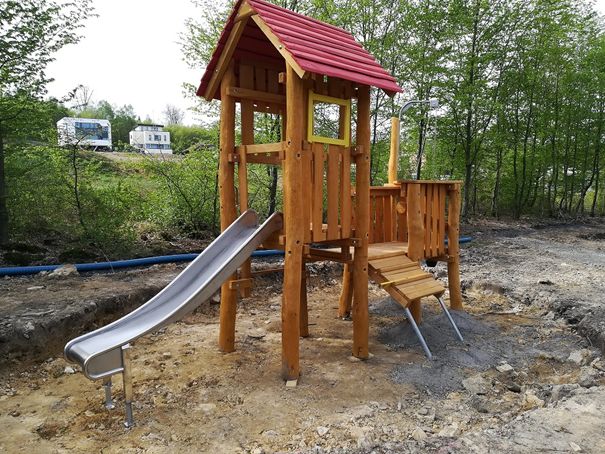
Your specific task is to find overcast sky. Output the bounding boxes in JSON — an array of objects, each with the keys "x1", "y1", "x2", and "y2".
[
  {"x1": 47, "y1": 0, "x2": 605, "y2": 126},
  {"x1": 47, "y1": 0, "x2": 202, "y2": 125}
]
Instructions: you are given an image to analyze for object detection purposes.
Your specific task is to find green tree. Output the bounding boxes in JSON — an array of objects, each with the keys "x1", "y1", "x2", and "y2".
[{"x1": 0, "y1": 0, "x2": 94, "y2": 244}]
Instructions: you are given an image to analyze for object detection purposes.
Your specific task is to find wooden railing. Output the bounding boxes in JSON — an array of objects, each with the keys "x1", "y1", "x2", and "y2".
[
  {"x1": 369, "y1": 180, "x2": 462, "y2": 261},
  {"x1": 302, "y1": 142, "x2": 354, "y2": 243}
]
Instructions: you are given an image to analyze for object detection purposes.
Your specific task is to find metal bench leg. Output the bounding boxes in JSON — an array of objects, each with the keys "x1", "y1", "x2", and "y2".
[
  {"x1": 438, "y1": 297, "x2": 464, "y2": 342},
  {"x1": 403, "y1": 307, "x2": 433, "y2": 360},
  {"x1": 102, "y1": 377, "x2": 115, "y2": 410},
  {"x1": 121, "y1": 344, "x2": 135, "y2": 428}
]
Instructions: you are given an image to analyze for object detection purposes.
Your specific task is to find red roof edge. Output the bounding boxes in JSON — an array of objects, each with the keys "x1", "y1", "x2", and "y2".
[{"x1": 196, "y1": 0, "x2": 402, "y2": 100}]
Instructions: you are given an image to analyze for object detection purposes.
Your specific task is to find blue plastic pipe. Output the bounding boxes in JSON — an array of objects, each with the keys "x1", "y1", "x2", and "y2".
[
  {"x1": 0, "y1": 249, "x2": 285, "y2": 277},
  {"x1": 0, "y1": 237, "x2": 472, "y2": 277}
]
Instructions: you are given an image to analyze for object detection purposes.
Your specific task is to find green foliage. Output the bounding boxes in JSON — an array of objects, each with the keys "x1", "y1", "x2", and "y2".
[
  {"x1": 179, "y1": 0, "x2": 605, "y2": 219},
  {"x1": 164, "y1": 124, "x2": 218, "y2": 154},
  {"x1": 141, "y1": 150, "x2": 220, "y2": 233},
  {"x1": 0, "y1": 0, "x2": 94, "y2": 244},
  {"x1": 5, "y1": 145, "x2": 138, "y2": 255}
]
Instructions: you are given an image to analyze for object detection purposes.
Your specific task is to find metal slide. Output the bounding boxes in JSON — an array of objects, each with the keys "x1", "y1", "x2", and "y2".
[{"x1": 64, "y1": 210, "x2": 283, "y2": 426}]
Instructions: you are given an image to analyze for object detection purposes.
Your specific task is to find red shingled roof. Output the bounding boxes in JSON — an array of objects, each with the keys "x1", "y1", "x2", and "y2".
[{"x1": 197, "y1": 0, "x2": 402, "y2": 99}]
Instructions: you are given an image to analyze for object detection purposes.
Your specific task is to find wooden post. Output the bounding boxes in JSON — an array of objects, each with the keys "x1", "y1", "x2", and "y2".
[
  {"x1": 388, "y1": 117, "x2": 400, "y2": 184},
  {"x1": 352, "y1": 85, "x2": 370, "y2": 359},
  {"x1": 338, "y1": 263, "x2": 353, "y2": 318},
  {"x1": 218, "y1": 62, "x2": 239, "y2": 353},
  {"x1": 406, "y1": 183, "x2": 424, "y2": 261},
  {"x1": 447, "y1": 183, "x2": 463, "y2": 310},
  {"x1": 300, "y1": 261, "x2": 309, "y2": 337},
  {"x1": 239, "y1": 64, "x2": 254, "y2": 298},
  {"x1": 281, "y1": 63, "x2": 304, "y2": 380}
]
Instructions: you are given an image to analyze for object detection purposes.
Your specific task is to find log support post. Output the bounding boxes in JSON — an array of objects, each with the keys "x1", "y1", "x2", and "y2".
[
  {"x1": 281, "y1": 64, "x2": 304, "y2": 380},
  {"x1": 218, "y1": 62, "x2": 239, "y2": 352},
  {"x1": 239, "y1": 64, "x2": 254, "y2": 297},
  {"x1": 338, "y1": 263, "x2": 353, "y2": 318},
  {"x1": 447, "y1": 183, "x2": 463, "y2": 310},
  {"x1": 352, "y1": 85, "x2": 370, "y2": 359},
  {"x1": 300, "y1": 261, "x2": 309, "y2": 337}
]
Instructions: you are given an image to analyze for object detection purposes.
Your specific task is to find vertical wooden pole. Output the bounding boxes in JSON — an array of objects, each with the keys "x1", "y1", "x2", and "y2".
[
  {"x1": 300, "y1": 261, "x2": 309, "y2": 337},
  {"x1": 239, "y1": 64, "x2": 254, "y2": 298},
  {"x1": 218, "y1": 62, "x2": 238, "y2": 353},
  {"x1": 338, "y1": 263, "x2": 353, "y2": 318},
  {"x1": 352, "y1": 85, "x2": 370, "y2": 359},
  {"x1": 388, "y1": 117, "x2": 400, "y2": 184},
  {"x1": 282, "y1": 64, "x2": 304, "y2": 380},
  {"x1": 447, "y1": 183, "x2": 463, "y2": 310},
  {"x1": 407, "y1": 183, "x2": 424, "y2": 261}
]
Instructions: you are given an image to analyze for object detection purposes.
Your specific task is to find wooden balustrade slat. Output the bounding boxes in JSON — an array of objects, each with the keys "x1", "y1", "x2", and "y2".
[
  {"x1": 341, "y1": 147, "x2": 352, "y2": 237},
  {"x1": 312, "y1": 142, "x2": 324, "y2": 241},
  {"x1": 383, "y1": 194, "x2": 393, "y2": 242},
  {"x1": 302, "y1": 147, "x2": 312, "y2": 243},
  {"x1": 327, "y1": 145, "x2": 340, "y2": 240}
]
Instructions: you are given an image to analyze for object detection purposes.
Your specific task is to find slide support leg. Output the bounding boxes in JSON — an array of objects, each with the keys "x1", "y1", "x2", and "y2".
[
  {"x1": 404, "y1": 307, "x2": 432, "y2": 360},
  {"x1": 438, "y1": 296, "x2": 464, "y2": 342},
  {"x1": 102, "y1": 377, "x2": 115, "y2": 410},
  {"x1": 121, "y1": 344, "x2": 134, "y2": 428}
]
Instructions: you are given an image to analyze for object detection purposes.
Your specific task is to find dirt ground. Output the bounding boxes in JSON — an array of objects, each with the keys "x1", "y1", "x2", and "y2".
[{"x1": 1, "y1": 220, "x2": 605, "y2": 453}]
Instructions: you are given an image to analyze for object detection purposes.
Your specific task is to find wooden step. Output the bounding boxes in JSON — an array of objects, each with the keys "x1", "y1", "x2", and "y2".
[{"x1": 368, "y1": 253, "x2": 445, "y2": 308}]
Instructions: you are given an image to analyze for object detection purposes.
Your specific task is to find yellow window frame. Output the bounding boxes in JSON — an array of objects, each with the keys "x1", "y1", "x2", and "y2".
[{"x1": 307, "y1": 91, "x2": 351, "y2": 146}]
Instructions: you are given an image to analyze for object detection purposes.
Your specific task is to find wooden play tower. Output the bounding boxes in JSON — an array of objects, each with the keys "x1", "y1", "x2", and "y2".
[{"x1": 197, "y1": 0, "x2": 464, "y2": 381}]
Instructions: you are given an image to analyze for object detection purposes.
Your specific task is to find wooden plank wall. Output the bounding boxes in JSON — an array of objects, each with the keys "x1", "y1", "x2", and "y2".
[
  {"x1": 309, "y1": 143, "x2": 354, "y2": 242},
  {"x1": 368, "y1": 182, "x2": 454, "y2": 260},
  {"x1": 237, "y1": 61, "x2": 285, "y2": 113},
  {"x1": 368, "y1": 186, "x2": 403, "y2": 244}
]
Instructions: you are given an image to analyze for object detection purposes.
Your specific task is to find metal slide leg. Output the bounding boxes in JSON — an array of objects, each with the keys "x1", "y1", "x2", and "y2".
[
  {"x1": 102, "y1": 377, "x2": 115, "y2": 410},
  {"x1": 438, "y1": 297, "x2": 464, "y2": 342},
  {"x1": 403, "y1": 307, "x2": 433, "y2": 360},
  {"x1": 121, "y1": 344, "x2": 134, "y2": 428}
]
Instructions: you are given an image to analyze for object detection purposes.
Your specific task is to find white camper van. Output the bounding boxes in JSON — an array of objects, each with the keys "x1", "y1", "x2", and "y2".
[{"x1": 57, "y1": 117, "x2": 112, "y2": 151}]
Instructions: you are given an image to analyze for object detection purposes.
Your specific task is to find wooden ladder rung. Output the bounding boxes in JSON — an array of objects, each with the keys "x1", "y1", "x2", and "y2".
[{"x1": 380, "y1": 272, "x2": 430, "y2": 288}]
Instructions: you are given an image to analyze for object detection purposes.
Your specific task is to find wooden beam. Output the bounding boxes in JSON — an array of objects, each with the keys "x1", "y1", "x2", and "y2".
[
  {"x1": 239, "y1": 63, "x2": 255, "y2": 298},
  {"x1": 447, "y1": 183, "x2": 463, "y2": 310},
  {"x1": 406, "y1": 183, "x2": 424, "y2": 261},
  {"x1": 281, "y1": 64, "x2": 305, "y2": 380},
  {"x1": 235, "y1": 1, "x2": 256, "y2": 22},
  {"x1": 241, "y1": 141, "x2": 284, "y2": 154},
  {"x1": 227, "y1": 86, "x2": 286, "y2": 105},
  {"x1": 246, "y1": 154, "x2": 282, "y2": 165},
  {"x1": 203, "y1": 18, "x2": 248, "y2": 101},
  {"x1": 251, "y1": 15, "x2": 306, "y2": 79},
  {"x1": 300, "y1": 261, "x2": 309, "y2": 338},
  {"x1": 352, "y1": 85, "x2": 370, "y2": 359},
  {"x1": 218, "y1": 63, "x2": 238, "y2": 352},
  {"x1": 338, "y1": 263, "x2": 353, "y2": 318}
]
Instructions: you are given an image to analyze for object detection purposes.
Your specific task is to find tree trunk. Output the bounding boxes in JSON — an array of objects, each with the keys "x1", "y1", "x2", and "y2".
[
  {"x1": 0, "y1": 126, "x2": 8, "y2": 245},
  {"x1": 267, "y1": 166, "x2": 278, "y2": 216}
]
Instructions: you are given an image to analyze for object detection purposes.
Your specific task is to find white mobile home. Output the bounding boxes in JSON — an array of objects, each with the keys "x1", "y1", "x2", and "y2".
[
  {"x1": 129, "y1": 124, "x2": 173, "y2": 154},
  {"x1": 57, "y1": 117, "x2": 111, "y2": 151},
  {"x1": 57, "y1": 117, "x2": 112, "y2": 150}
]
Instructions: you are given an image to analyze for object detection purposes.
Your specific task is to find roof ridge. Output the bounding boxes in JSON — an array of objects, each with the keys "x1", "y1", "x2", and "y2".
[{"x1": 248, "y1": 0, "x2": 351, "y2": 37}]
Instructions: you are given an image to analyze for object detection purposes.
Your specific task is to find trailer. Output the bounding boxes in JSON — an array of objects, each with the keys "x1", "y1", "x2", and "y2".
[{"x1": 57, "y1": 117, "x2": 112, "y2": 151}]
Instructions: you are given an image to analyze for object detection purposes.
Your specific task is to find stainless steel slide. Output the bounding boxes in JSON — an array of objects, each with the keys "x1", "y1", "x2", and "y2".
[{"x1": 64, "y1": 210, "x2": 283, "y2": 381}]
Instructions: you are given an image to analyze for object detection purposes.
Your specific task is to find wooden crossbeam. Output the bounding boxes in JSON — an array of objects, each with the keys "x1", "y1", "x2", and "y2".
[{"x1": 226, "y1": 87, "x2": 286, "y2": 105}]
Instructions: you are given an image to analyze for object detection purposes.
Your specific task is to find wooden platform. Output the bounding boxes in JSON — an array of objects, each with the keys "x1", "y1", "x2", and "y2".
[{"x1": 367, "y1": 242, "x2": 445, "y2": 308}]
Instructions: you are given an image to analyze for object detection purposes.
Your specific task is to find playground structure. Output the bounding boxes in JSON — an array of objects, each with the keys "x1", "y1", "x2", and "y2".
[{"x1": 65, "y1": 0, "x2": 464, "y2": 427}]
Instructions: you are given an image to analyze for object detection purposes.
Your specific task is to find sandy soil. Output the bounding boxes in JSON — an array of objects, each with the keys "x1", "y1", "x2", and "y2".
[{"x1": 0, "y1": 220, "x2": 604, "y2": 453}]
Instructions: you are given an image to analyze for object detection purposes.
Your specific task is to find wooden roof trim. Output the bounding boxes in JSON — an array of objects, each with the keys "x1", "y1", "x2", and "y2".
[
  {"x1": 250, "y1": 14, "x2": 306, "y2": 80},
  {"x1": 202, "y1": 3, "x2": 252, "y2": 100}
]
